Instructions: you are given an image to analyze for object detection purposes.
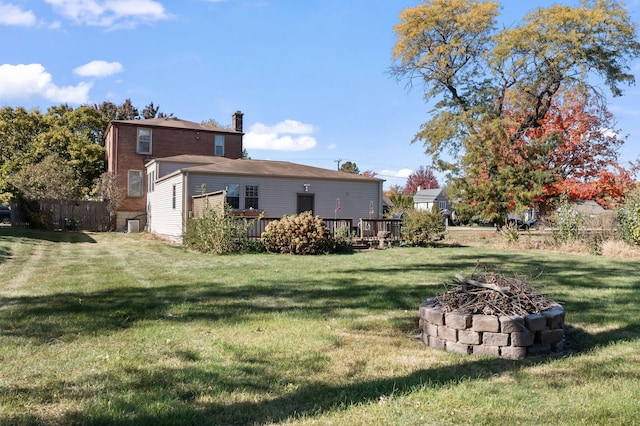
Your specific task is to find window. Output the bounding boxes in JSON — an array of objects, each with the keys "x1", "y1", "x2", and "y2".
[
  {"x1": 214, "y1": 135, "x2": 225, "y2": 156},
  {"x1": 172, "y1": 185, "x2": 177, "y2": 209},
  {"x1": 137, "y1": 128, "x2": 152, "y2": 154},
  {"x1": 245, "y1": 185, "x2": 259, "y2": 210},
  {"x1": 438, "y1": 200, "x2": 448, "y2": 210},
  {"x1": 225, "y1": 184, "x2": 240, "y2": 209},
  {"x1": 128, "y1": 170, "x2": 143, "y2": 197}
]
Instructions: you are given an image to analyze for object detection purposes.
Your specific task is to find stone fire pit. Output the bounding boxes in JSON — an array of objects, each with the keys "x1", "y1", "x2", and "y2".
[{"x1": 418, "y1": 271, "x2": 565, "y2": 360}]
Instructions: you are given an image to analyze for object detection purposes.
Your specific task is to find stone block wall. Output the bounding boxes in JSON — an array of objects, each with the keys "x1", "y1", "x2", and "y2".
[{"x1": 419, "y1": 298, "x2": 565, "y2": 359}]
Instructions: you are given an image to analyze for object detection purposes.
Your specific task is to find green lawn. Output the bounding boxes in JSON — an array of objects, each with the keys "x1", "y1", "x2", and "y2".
[{"x1": 1, "y1": 228, "x2": 639, "y2": 425}]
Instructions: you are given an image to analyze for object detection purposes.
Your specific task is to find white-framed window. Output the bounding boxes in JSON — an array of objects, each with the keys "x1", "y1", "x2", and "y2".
[
  {"x1": 245, "y1": 185, "x2": 259, "y2": 210},
  {"x1": 214, "y1": 135, "x2": 225, "y2": 156},
  {"x1": 128, "y1": 170, "x2": 144, "y2": 197},
  {"x1": 137, "y1": 128, "x2": 152, "y2": 154},
  {"x1": 438, "y1": 200, "x2": 448, "y2": 210},
  {"x1": 225, "y1": 184, "x2": 240, "y2": 209}
]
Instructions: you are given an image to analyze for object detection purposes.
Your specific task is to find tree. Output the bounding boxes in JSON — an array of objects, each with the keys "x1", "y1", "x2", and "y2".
[
  {"x1": 392, "y1": 0, "x2": 640, "y2": 223},
  {"x1": 116, "y1": 98, "x2": 139, "y2": 120},
  {"x1": 526, "y1": 89, "x2": 636, "y2": 208},
  {"x1": 94, "y1": 172, "x2": 124, "y2": 230},
  {"x1": 340, "y1": 161, "x2": 360, "y2": 174},
  {"x1": 361, "y1": 170, "x2": 377, "y2": 178},
  {"x1": 202, "y1": 118, "x2": 231, "y2": 129},
  {"x1": 403, "y1": 166, "x2": 439, "y2": 195},
  {"x1": 7, "y1": 154, "x2": 80, "y2": 201}
]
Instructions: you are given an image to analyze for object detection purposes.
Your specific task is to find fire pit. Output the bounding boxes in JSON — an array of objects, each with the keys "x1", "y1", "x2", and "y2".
[{"x1": 419, "y1": 270, "x2": 565, "y2": 359}]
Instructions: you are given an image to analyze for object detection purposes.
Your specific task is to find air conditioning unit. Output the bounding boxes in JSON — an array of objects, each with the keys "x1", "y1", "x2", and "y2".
[{"x1": 127, "y1": 219, "x2": 140, "y2": 233}]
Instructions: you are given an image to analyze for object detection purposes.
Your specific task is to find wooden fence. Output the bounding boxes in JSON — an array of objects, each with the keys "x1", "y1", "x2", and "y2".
[{"x1": 10, "y1": 199, "x2": 110, "y2": 231}]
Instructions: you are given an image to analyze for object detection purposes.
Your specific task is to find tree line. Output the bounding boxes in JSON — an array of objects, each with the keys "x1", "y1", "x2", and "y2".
[
  {"x1": 391, "y1": 0, "x2": 640, "y2": 224},
  {"x1": 0, "y1": 100, "x2": 171, "y2": 205}
]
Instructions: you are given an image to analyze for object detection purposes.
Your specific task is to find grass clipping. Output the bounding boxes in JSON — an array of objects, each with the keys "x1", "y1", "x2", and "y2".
[{"x1": 436, "y1": 269, "x2": 556, "y2": 317}]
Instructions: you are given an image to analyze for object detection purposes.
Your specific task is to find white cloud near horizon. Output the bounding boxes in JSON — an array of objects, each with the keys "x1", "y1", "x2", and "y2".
[
  {"x1": 380, "y1": 168, "x2": 413, "y2": 179},
  {"x1": 0, "y1": 63, "x2": 92, "y2": 104},
  {"x1": 74, "y1": 60, "x2": 123, "y2": 77},
  {"x1": 44, "y1": 0, "x2": 169, "y2": 28},
  {"x1": 0, "y1": 2, "x2": 37, "y2": 26},
  {"x1": 244, "y1": 119, "x2": 318, "y2": 151}
]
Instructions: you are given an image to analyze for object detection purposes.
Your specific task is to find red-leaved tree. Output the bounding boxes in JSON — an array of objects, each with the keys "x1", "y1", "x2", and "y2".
[
  {"x1": 523, "y1": 89, "x2": 635, "y2": 208},
  {"x1": 403, "y1": 166, "x2": 439, "y2": 195}
]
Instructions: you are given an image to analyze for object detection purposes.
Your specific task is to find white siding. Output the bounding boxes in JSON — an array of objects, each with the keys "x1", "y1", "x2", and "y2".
[
  {"x1": 147, "y1": 173, "x2": 184, "y2": 242},
  {"x1": 186, "y1": 174, "x2": 383, "y2": 220}
]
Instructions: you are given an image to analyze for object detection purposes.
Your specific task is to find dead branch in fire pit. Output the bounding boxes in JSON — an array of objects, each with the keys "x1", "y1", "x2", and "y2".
[
  {"x1": 435, "y1": 268, "x2": 556, "y2": 316},
  {"x1": 454, "y1": 273, "x2": 509, "y2": 295}
]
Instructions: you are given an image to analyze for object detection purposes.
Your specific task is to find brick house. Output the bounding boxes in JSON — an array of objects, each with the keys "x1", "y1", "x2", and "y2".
[{"x1": 104, "y1": 111, "x2": 244, "y2": 230}]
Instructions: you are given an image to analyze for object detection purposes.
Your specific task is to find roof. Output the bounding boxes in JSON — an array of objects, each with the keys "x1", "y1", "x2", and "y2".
[
  {"x1": 152, "y1": 155, "x2": 383, "y2": 183},
  {"x1": 572, "y1": 200, "x2": 606, "y2": 215},
  {"x1": 413, "y1": 188, "x2": 444, "y2": 203},
  {"x1": 109, "y1": 117, "x2": 241, "y2": 134}
]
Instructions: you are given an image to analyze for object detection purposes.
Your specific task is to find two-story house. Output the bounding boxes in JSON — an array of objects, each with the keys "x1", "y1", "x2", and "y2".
[{"x1": 104, "y1": 111, "x2": 244, "y2": 230}]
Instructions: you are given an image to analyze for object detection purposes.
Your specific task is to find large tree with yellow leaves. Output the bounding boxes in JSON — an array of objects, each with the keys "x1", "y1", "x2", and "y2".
[{"x1": 392, "y1": 0, "x2": 640, "y2": 223}]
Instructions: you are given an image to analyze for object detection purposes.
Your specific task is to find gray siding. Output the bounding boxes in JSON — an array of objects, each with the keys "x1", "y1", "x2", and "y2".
[{"x1": 186, "y1": 173, "x2": 383, "y2": 220}]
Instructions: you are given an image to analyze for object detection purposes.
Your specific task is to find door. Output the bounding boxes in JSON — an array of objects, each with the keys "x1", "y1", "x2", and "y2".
[{"x1": 297, "y1": 193, "x2": 314, "y2": 214}]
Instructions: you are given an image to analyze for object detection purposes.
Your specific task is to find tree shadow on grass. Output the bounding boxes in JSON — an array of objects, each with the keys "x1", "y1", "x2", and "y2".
[
  {"x1": 2, "y1": 249, "x2": 640, "y2": 424},
  {"x1": 1, "y1": 350, "x2": 560, "y2": 426},
  {"x1": 6, "y1": 323, "x2": 639, "y2": 426},
  {"x1": 0, "y1": 227, "x2": 97, "y2": 244}
]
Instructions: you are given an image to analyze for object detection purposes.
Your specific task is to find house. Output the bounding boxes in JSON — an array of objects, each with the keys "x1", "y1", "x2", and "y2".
[
  {"x1": 145, "y1": 155, "x2": 385, "y2": 243},
  {"x1": 104, "y1": 111, "x2": 244, "y2": 230},
  {"x1": 413, "y1": 188, "x2": 450, "y2": 213}
]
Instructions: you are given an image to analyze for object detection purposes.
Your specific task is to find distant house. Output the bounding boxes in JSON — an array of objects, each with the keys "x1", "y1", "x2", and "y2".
[
  {"x1": 104, "y1": 111, "x2": 244, "y2": 230},
  {"x1": 413, "y1": 188, "x2": 450, "y2": 213},
  {"x1": 146, "y1": 155, "x2": 385, "y2": 243}
]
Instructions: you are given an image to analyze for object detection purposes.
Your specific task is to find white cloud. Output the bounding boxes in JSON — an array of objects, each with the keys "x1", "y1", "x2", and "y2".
[
  {"x1": 381, "y1": 168, "x2": 413, "y2": 179},
  {"x1": 44, "y1": 0, "x2": 169, "y2": 28},
  {"x1": 0, "y1": 64, "x2": 92, "y2": 104},
  {"x1": 73, "y1": 60, "x2": 123, "y2": 77},
  {"x1": 327, "y1": 143, "x2": 336, "y2": 150},
  {"x1": 244, "y1": 119, "x2": 318, "y2": 151},
  {"x1": 0, "y1": 3, "x2": 37, "y2": 26}
]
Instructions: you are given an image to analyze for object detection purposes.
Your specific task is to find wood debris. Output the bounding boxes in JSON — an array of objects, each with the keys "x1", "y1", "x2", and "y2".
[{"x1": 435, "y1": 268, "x2": 555, "y2": 317}]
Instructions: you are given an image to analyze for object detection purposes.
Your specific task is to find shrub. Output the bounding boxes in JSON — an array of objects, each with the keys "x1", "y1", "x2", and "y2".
[
  {"x1": 618, "y1": 190, "x2": 640, "y2": 246},
  {"x1": 500, "y1": 223, "x2": 520, "y2": 244},
  {"x1": 552, "y1": 193, "x2": 583, "y2": 244},
  {"x1": 401, "y1": 206, "x2": 446, "y2": 246},
  {"x1": 333, "y1": 224, "x2": 354, "y2": 253},
  {"x1": 184, "y1": 204, "x2": 262, "y2": 254},
  {"x1": 261, "y1": 212, "x2": 335, "y2": 255}
]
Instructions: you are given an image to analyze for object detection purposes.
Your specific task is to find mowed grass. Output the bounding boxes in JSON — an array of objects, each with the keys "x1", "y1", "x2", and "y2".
[{"x1": 0, "y1": 228, "x2": 639, "y2": 425}]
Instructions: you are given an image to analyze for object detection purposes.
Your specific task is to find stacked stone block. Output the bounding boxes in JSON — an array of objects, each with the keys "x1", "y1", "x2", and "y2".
[{"x1": 419, "y1": 298, "x2": 565, "y2": 359}]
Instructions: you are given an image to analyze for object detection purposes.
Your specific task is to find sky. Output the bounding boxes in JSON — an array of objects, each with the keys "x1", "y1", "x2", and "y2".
[{"x1": 1, "y1": 0, "x2": 640, "y2": 190}]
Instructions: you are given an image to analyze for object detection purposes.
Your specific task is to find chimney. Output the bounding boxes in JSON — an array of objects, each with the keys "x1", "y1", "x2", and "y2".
[{"x1": 232, "y1": 110, "x2": 244, "y2": 133}]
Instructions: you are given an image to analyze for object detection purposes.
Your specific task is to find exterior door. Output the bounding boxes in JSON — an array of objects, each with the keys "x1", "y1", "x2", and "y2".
[{"x1": 297, "y1": 193, "x2": 314, "y2": 214}]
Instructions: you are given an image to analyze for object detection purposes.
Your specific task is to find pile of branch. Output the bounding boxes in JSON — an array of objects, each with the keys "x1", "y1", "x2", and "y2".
[{"x1": 434, "y1": 269, "x2": 555, "y2": 317}]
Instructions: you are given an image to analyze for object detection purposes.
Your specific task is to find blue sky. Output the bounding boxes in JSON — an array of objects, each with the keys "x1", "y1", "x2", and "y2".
[{"x1": 1, "y1": 0, "x2": 639, "y2": 189}]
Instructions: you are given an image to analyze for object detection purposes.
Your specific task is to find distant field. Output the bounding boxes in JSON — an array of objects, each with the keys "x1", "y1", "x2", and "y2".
[{"x1": 1, "y1": 228, "x2": 639, "y2": 425}]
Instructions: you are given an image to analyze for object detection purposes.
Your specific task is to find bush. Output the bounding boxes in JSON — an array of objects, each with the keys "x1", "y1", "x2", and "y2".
[
  {"x1": 401, "y1": 206, "x2": 446, "y2": 246},
  {"x1": 333, "y1": 224, "x2": 354, "y2": 253},
  {"x1": 618, "y1": 190, "x2": 640, "y2": 246},
  {"x1": 184, "y1": 205, "x2": 262, "y2": 254},
  {"x1": 500, "y1": 223, "x2": 520, "y2": 244},
  {"x1": 261, "y1": 212, "x2": 335, "y2": 255},
  {"x1": 552, "y1": 193, "x2": 583, "y2": 244}
]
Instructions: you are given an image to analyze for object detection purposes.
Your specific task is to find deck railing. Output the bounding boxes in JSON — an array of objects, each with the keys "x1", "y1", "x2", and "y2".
[{"x1": 236, "y1": 216, "x2": 403, "y2": 241}]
